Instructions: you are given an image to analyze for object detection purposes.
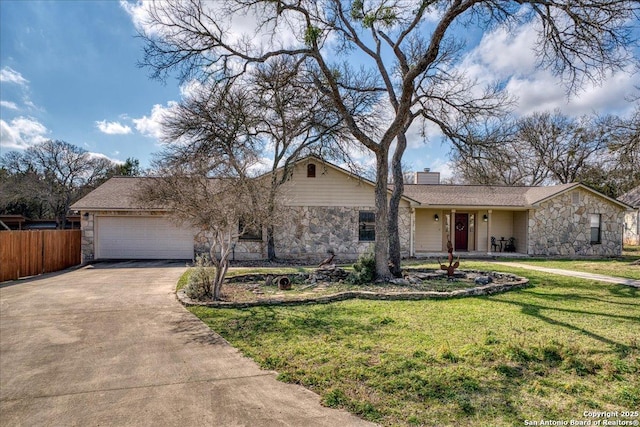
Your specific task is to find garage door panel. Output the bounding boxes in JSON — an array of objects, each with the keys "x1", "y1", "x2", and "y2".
[{"x1": 96, "y1": 216, "x2": 194, "y2": 260}]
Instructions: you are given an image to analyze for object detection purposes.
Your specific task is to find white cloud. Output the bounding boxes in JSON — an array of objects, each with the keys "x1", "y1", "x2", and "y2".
[
  {"x1": 120, "y1": 0, "x2": 302, "y2": 63},
  {"x1": 0, "y1": 100, "x2": 19, "y2": 110},
  {"x1": 88, "y1": 151, "x2": 124, "y2": 165},
  {"x1": 133, "y1": 102, "x2": 177, "y2": 140},
  {"x1": 96, "y1": 120, "x2": 132, "y2": 135},
  {"x1": 429, "y1": 158, "x2": 454, "y2": 180},
  {"x1": 0, "y1": 67, "x2": 28, "y2": 86},
  {"x1": 0, "y1": 116, "x2": 49, "y2": 150},
  {"x1": 461, "y1": 21, "x2": 639, "y2": 118}
]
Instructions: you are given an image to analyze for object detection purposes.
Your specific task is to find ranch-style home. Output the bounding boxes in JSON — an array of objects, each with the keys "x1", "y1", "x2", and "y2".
[{"x1": 71, "y1": 156, "x2": 630, "y2": 263}]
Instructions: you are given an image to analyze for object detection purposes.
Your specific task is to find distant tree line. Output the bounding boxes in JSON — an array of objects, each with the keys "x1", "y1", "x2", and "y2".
[
  {"x1": 0, "y1": 139, "x2": 140, "y2": 228},
  {"x1": 448, "y1": 107, "x2": 640, "y2": 198}
]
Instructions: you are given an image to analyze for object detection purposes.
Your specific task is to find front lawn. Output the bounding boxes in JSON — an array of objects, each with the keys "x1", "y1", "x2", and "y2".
[
  {"x1": 496, "y1": 258, "x2": 640, "y2": 280},
  {"x1": 187, "y1": 262, "x2": 639, "y2": 426}
]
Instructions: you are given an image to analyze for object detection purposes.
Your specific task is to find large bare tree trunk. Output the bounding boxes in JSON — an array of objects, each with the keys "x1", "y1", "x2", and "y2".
[
  {"x1": 266, "y1": 225, "x2": 276, "y2": 261},
  {"x1": 266, "y1": 184, "x2": 277, "y2": 261},
  {"x1": 388, "y1": 133, "x2": 407, "y2": 277},
  {"x1": 374, "y1": 150, "x2": 392, "y2": 280},
  {"x1": 209, "y1": 232, "x2": 231, "y2": 301}
]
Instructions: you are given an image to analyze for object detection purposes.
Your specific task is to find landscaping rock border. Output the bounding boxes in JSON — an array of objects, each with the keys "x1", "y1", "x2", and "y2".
[{"x1": 177, "y1": 273, "x2": 530, "y2": 309}]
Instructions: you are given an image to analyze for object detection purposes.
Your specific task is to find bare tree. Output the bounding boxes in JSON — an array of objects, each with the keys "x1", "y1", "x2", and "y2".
[
  {"x1": 139, "y1": 82, "x2": 272, "y2": 300},
  {"x1": 250, "y1": 57, "x2": 351, "y2": 260},
  {"x1": 450, "y1": 109, "x2": 640, "y2": 196},
  {"x1": 450, "y1": 119, "x2": 552, "y2": 186},
  {"x1": 137, "y1": 0, "x2": 638, "y2": 279},
  {"x1": 138, "y1": 171, "x2": 269, "y2": 301},
  {"x1": 0, "y1": 140, "x2": 114, "y2": 227}
]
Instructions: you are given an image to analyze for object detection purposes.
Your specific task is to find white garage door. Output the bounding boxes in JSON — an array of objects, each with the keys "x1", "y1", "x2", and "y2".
[{"x1": 96, "y1": 216, "x2": 194, "y2": 260}]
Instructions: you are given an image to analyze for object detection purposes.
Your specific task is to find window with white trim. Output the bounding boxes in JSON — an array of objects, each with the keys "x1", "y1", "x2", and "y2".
[
  {"x1": 590, "y1": 214, "x2": 601, "y2": 244},
  {"x1": 358, "y1": 211, "x2": 375, "y2": 241}
]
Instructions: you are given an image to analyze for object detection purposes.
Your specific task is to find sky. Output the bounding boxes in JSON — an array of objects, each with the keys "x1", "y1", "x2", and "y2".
[{"x1": 1, "y1": 1, "x2": 638, "y2": 179}]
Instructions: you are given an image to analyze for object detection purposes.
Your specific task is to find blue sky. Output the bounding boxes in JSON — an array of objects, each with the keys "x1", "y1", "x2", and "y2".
[
  {"x1": 0, "y1": 0, "x2": 180, "y2": 167},
  {"x1": 1, "y1": 1, "x2": 638, "y2": 178}
]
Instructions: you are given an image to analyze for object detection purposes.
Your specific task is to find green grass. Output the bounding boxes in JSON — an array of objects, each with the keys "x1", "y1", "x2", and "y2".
[
  {"x1": 187, "y1": 262, "x2": 639, "y2": 426},
  {"x1": 499, "y1": 258, "x2": 640, "y2": 280}
]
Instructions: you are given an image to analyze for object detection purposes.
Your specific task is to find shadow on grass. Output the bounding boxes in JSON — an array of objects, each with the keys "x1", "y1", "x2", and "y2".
[
  {"x1": 490, "y1": 296, "x2": 638, "y2": 353},
  {"x1": 524, "y1": 291, "x2": 640, "y2": 307},
  {"x1": 609, "y1": 285, "x2": 638, "y2": 298}
]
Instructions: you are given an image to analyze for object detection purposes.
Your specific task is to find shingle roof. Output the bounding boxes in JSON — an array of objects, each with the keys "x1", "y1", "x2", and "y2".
[
  {"x1": 402, "y1": 183, "x2": 579, "y2": 207},
  {"x1": 619, "y1": 186, "x2": 640, "y2": 208},
  {"x1": 73, "y1": 171, "x2": 626, "y2": 212},
  {"x1": 71, "y1": 177, "x2": 159, "y2": 210}
]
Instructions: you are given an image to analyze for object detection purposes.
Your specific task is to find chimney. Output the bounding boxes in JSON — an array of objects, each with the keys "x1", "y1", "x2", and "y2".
[{"x1": 415, "y1": 169, "x2": 440, "y2": 184}]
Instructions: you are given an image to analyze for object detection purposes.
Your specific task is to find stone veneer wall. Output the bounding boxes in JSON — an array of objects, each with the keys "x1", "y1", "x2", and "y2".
[
  {"x1": 623, "y1": 210, "x2": 639, "y2": 246},
  {"x1": 80, "y1": 212, "x2": 95, "y2": 263},
  {"x1": 234, "y1": 206, "x2": 413, "y2": 262},
  {"x1": 527, "y1": 189, "x2": 624, "y2": 256},
  {"x1": 82, "y1": 207, "x2": 413, "y2": 263}
]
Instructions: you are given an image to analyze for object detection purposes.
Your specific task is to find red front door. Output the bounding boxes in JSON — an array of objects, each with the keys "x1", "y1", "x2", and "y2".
[{"x1": 454, "y1": 213, "x2": 468, "y2": 251}]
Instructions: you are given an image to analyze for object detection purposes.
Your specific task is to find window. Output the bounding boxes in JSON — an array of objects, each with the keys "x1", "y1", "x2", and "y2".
[
  {"x1": 359, "y1": 211, "x2": 375, "y2": 241},
  {"x1": 239, "y1": 218, "x2": 262, "y2": 240},
  {"x1": 590, "y1": 214, "x2": 601, "y2": 244},
  {"x1": 572, "y1": 191, "x2": 580, "y2": 205},
  {"x1": 307, "y1": 163, "x2": 316, "y2": 178}
]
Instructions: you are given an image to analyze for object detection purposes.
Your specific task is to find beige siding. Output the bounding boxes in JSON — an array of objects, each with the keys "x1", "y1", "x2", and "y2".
[
  {"x1": 490, "y1": 211, "x2": 514, "y2": 243},
  {"x1": 279, "y1": 161, "x2": 410, "y2": 208},
  {"x1": 415, "y1": 209, "x2": 444, "y2": 251},
  {"x1": 477, "y1": 210, "x2": 489, "y2": 251},
  {"x1": 513, "y1": 211, "x2": 528, "y2": 253}
]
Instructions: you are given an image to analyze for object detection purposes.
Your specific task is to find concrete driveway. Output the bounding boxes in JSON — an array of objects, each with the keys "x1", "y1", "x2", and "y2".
[{"x1": 0, "y1": 262, "x2": 374, "y2": 426}]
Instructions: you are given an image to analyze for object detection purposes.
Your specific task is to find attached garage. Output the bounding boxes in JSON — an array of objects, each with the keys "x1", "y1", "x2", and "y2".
[{"x1": 95, "y1": 216, "x2": 194, "y2": 260}]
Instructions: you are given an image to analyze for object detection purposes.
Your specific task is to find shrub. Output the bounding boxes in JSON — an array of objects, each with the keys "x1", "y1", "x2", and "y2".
[
  {"x1": 347, "y1": 249, "x2": 376, "y2": 284},
  {"x1": 185, "y1": 254, "x2": 216, "y2": 300}
]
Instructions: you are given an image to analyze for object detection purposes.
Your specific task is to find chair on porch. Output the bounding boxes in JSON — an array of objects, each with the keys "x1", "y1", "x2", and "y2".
[
  {"x1": 504, "y1": 237, "x2": 516, "y2": 252},
  {"x1": 490, "y1": 236, "x2": 500, "y2": 252}
]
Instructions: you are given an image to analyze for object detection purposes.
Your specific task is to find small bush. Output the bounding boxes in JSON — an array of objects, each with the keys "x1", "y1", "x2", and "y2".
[
  {"x1": 185, "y1": 254, "x2": 216, "y2": 300},
  {"x1": 347, "y1": 249, "x2": 376, "y2": 285}
]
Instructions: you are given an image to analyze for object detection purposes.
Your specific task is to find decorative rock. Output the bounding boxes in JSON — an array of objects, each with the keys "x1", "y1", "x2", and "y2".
[{"x1": 474, "y1": 276, "x2": 493, "y2": 285}]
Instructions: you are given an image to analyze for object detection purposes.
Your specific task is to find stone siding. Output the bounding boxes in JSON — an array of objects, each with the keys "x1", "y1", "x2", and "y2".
[
  {"x1": 623, "y1": 210, "x2": 639, "y2": 246},
  {"x1": 80, "y1": 212, "x2": 95, "y2": 263},
  {"x1": 528, "y1": 188, "x2": 624, "y2": 256},
  {"x1": 254, "y1": 206, "x2": 412, "y2": 262}
]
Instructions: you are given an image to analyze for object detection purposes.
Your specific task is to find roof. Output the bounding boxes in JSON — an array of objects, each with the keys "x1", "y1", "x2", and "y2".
[
  {"x1": 72, "y1": 159, "x2": 630, "y2": 212},
  {"x1": 71, "y1": 177, "x2": 161, "y2": 211},
  {"x1": 619, "y1": 186, "x2": 640, "y2": 208},
  {"x1": 403, "y1": 182, "x2": 628, "y2": 209}
]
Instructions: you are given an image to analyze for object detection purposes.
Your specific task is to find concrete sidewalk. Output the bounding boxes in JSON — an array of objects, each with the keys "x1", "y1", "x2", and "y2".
[
  {"x1": 0, "y1": 261, "x2": 375, "y2": 426},
  {"x1": 493, "y1": 262, "x2": 640, "y2": 288}
]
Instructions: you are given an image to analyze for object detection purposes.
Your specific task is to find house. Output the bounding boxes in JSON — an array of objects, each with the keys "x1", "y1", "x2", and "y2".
[
  {"x1": 619, "y1": 186, "x2": 640, "y2": 246},
  {"x1": 71, "y1": 156, "x2": 630, "y2": 263}
]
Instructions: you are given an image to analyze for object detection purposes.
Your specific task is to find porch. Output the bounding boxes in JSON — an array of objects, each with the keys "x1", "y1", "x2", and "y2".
[
  {"x1": 410, "y1": 207, "x2": 530, "y2": 256},
  {"x1": 412, "y1": 251, "x2": 530, "y2": 259}
]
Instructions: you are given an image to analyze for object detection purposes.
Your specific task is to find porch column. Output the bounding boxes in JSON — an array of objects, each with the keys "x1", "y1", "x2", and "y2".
[
  {"x1": 450, "y1": 209, "x2": 456, "y2": 249},
  {"x1": 487, "y1": 209, "x2": 492, "y2": 254}
]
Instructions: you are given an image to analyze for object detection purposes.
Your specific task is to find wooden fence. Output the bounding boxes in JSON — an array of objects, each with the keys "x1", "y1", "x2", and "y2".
[{"x1": 0, "y1": 230, "x2": 81, "y2": 282}]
